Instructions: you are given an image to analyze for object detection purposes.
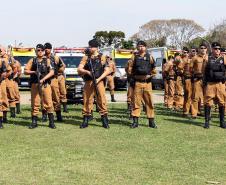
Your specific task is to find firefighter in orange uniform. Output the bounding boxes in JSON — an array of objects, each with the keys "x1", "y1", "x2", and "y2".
[
  {"x1": 203, "y1": 42, "x2": 226, "y2": 129},
  {"x1": 24, "y1": 44, "x2": 55, "y2": 129},
  {"x1": 44, "y1": 42, "x2": 65, "y2": 122},
  {"x1": 127, "y1": 41, "x2": 157, "y2": 128}
]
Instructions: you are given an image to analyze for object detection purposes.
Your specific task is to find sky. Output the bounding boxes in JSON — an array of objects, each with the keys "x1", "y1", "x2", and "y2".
[{"x1": 0, "y1": 0, "x2": 226, "y2": 47}]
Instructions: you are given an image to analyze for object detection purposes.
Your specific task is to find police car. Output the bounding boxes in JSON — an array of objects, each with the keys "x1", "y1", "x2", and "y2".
[{"x1": 54, "y1": 48, "x2": 85, "y2": 104}]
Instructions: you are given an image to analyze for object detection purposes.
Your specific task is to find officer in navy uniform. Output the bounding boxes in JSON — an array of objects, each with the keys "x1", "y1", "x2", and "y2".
[{"x1": 203, "y1": 42, "x2": 226, "y2": 129}]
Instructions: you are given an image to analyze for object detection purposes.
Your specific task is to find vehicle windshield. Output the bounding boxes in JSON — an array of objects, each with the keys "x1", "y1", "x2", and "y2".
[
  {"x1": 61, "y1": 56, "x2": 83, "y2": 68},
  {"x1": 14, "y1": 56, "x2": 34, "y2": 66},
  {"x1": 155, "y1": 58, "x2": 162, "y2": 67},
  {"x1": 114, "y1": 58, "x2": 129, "y2": 68}
]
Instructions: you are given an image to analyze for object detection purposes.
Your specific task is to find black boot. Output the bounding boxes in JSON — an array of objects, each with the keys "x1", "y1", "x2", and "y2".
[
  {"x1": 0, "y1": 117, "x2": 3, "y2": 129},
  {"x1": 16, "y1": 103, "x2": 21, "y2": 114},
  {"x1": 101, "y1": 114, "x2": 109, "y2": 129},
  {"x1": 219, "y1": 106, "x2": 226, "y2": 128},
  {"x1": 149, "y1": 118, "x2": 157, "y2": 128},
  {"x1": 3, "y1": 111, "x2": 7, "y2": 123},
  {"x1": 56, "y1": 111, "x2": 63, "y2": 122},
  {"x1": 42, "y1": 110, "x2": 47, "y2": 122},
  {"x1": 111, "y1": 95, "x2": 116, "y2": 102},
  {"x1": 48, "y1": 113, "x2": 56, "y2": 129},
  {"x1": 204, "y1": 106, "x2": 211, "y2": 129},
  {"x1": 63, "y1": 102, "x2": 68, "y2": 113},
  {"x1": 130, "y1": 117, "x2": 138, "y2": 128},
  {"x1": 88, "y1": 111, "x2": 93, "y2": 121},
  {"x1": 10, "y1": 107, "x2": 16, "y2": 118},
  {"x1": 29, "y1": 116, "x2": 38, "y2": 129},
  {"x1": 80, "y1": 116, "x2": 89, "y2": 128}
]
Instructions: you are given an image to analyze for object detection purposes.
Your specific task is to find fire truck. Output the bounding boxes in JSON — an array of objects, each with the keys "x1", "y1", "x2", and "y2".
[
  {"x1": 54, "y1": 47, "x2": 85, "y2": 104},
  {"x1": 10, "y1": 47, "x2": 36, "y2": 88}
]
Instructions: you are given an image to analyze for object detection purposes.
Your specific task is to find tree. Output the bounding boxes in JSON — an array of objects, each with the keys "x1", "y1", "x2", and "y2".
[
  {"x1": 93, "y1": 31, "x2": 125, "y2": 48},
  {"x1": 131, "y1": 19, "x2": 205, "y2": 49},
  {"x1": 121, "y1": 40, "x2": 134, "y2": 49},
  {"x1": 206, "y1": 20, "x2": 226, "y2": 47}
]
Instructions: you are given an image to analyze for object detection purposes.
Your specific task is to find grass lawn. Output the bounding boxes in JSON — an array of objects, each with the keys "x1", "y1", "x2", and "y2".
[{"x1": 0, "y1": 104, "x2": 226, "y2": 185}]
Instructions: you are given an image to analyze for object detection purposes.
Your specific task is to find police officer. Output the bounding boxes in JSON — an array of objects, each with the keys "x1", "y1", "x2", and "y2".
[
  {"x1": 190, "y1": 43, "x2": 208, "y2": 118},
  {"x1": 0, "y1": 46, "x2": 8, "y2": 128},
  {"x1": 106, "y1": 56, "x2": 117, "y2": 102},
  {"x1": 0, "y1": 47, "x2": 13, "y2": 123},
  {"x1": 203, "y1": 42, "x2": 226, "y2": 129},
  {"x1": 127, "y1": 40, "x2": 157, "y2": 128},
  {"x1": 181, "y1": 47, "x2": 192, "y2": 116},
  {"x1": 13, "y1": 60, "x2": 22, "y2": 114},
  {"x1": 24, "y1": 44, "x2": 56, "y2": 129},
  {"x1": 7, "y1": 56, "x2": 18, "y2": 118},
  {"x1": 44, "y1": 42, "x2": 65, "y2": 122},
  {"x1": 77, "y1": 39, "x2": 113, "y2": 129},
  {"x1": 173, "y1": 53, "x2": 184, "y2": 110},
  {"x1": 162, "y1": 58, "x2": 168, "y2": 107},
  {"x1": 164, "y1": 55, "x2": 175, "y2": 109}
]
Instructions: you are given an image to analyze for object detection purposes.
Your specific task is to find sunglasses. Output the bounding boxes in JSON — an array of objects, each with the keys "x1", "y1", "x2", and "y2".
[
  {"x1": 213, "y1": 47, "x2": 221, "y2": 50},
  {"x1": 36, "y1": 49, "x2": 43, "y2": 52},
  {"x1": 191, "y1": 50, "x2": 196, "y2": 52}
]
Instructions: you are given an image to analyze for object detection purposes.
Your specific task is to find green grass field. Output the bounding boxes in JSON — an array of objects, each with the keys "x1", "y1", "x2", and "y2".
[{"x1": 0, "y1": 104, "x2": 226, "y2": 185}]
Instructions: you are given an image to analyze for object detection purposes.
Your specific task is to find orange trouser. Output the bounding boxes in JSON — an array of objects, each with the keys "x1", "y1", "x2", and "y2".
[
  {"x1": 132, "y1": 82, "x2": 154, "y2": 118},
  {"x1": 0, "y1": 82, "x2": 3, "y2": 117},
  {"x1": 204, "y1": 82, "x2": 225, "y2": 107},
  {"x1": 6, "y1": 78, "x2": 16, "y2": 108},
  {"x1": 191, "y1": 79, "x2": 203, "y2": 117},
  {"x1": 167, "y1": 79, "x2": 175, "y2": 108},
  {"x1": 164, "y1": 79, "x2": 169, "y2": 106},
  {"x1": 106, "y1": 75, "x2": 115, "y2": 95},
  {"x1": 58, "y1": 75, "x2": 67, "y2": 103},
  {"x1": 82, "y1": 80, "x2": 108, "y2": 116},
  {"x1": 51, "y1": 77, "x2": 61, "y2": 112},
  {"x1": 174, "y1": 76, "x2": 184, "y2": 108},
  {"x1": 1, "y1": 80, "x2": 9, "y2": 111},
  {"x1": 31, "y1": 83, "x2": 54, "y2": 116},
  {"x1": 13, "y1": 81, "x2": 20, "y2": 104},
  {"x1": 183, "y1": 78, "x2": 192, "y2": 114}
]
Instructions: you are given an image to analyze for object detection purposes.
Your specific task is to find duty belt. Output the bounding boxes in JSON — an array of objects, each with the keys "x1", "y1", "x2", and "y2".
[{"x1": 135, "y1": 78, "x2": 152, "y2": 83}]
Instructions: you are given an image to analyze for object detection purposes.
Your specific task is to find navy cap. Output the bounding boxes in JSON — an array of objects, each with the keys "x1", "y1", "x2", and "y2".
[
  {"x1": 36, "y1": 44, "x2": 44, "y2": 50},
  {"x1": 44, "y1": 42, "x2": 52, "y2": 49}
]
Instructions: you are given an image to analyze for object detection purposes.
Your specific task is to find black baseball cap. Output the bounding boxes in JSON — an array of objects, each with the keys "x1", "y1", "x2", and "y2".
[
  {"x1": 44, "y1": 42, "x2": 52, "y2": 49},
  {"x1": 36, "y1": 44, "x2": 44, "y2": 50},
  {"x1": 182, "y1": 47, "x2": 189, "y2": 52},
  {"x1": 88, "y1": 39, "x2": 99, "y2": 48},
  {"x1": 199, "y1": 42, "x2": 208, "y2": 48},
  {"x1": 211, "y1": 42, "x2": 221, "y2": 48},
  {"x1": 137, "y1": 40, "x2": 147, "y2": 47}
]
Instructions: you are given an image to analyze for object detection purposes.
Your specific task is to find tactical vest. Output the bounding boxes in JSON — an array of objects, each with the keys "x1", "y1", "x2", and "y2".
[
  {"x1": 133, "y1": 53, "x2": 154, "y2": 75},
  {"x1": 0, "y1": 59, "x2": 7, "y2": 81},
  {"x1": 30, "y1": 58, "x2": 50, "y2": 84},
  {"x1": 205, "y1": 56, "x2": 225, "y2": 82},
  {"x1": 83, "y1": 56, "x2": 104, "y2": 81}
]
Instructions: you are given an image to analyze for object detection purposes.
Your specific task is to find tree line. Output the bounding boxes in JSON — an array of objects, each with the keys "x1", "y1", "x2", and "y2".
[{"x1": 93, "y1": 19, "x2": 226, "y2": 50}]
